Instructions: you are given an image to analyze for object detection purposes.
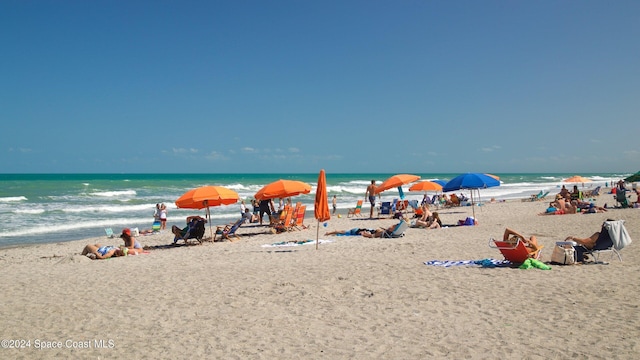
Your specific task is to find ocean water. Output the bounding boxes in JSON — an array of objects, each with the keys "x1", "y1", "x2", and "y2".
[{"x1": 0, "y1": 172, "x2": 631, "y2": 248}]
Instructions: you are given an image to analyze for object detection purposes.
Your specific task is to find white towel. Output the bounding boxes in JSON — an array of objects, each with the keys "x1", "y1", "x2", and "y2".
[{"x1": 605, "y1": 220, "x2": 632, "y2": 250}]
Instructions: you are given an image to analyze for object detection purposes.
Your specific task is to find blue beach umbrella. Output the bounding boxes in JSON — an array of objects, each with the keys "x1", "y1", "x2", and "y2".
[
  {"x1": 432, "y1": 179, "x2": 447, "y2": 187},
  {"x1": 443, "y1": 173, "x2": 500, "y2": 221}
]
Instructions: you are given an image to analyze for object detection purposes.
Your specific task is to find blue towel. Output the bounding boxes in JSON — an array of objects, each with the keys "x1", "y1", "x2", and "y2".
[{"x1": 424, "y1": 259, "x2": 512, "y2": 268}]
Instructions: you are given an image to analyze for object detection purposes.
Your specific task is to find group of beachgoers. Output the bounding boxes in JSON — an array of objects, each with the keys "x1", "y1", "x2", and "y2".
[
  {"x1": 82, "y1": 228, "x2": 145, "y2": 259},
  {"x1": 540, "y1": 184, "x2": 608, "y2": 215},
  {"x1": 541, "y1": 181, "x2": 639, "y2": 215}
]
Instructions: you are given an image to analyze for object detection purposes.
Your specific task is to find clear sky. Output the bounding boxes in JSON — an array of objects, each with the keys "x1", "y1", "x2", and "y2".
[{"x1": 1, "y1": 1, "x2": 638, "y2": 174}]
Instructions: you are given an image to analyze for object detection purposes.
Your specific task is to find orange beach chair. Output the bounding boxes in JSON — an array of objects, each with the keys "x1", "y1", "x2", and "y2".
[{"x1": 489, "y1": 238, "x2": 543, "y2": 264}]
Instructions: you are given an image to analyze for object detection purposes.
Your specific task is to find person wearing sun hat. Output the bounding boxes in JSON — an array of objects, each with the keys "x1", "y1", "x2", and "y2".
[{"x1": 120, "y1": 228, "x2": 144, "y2": 254}]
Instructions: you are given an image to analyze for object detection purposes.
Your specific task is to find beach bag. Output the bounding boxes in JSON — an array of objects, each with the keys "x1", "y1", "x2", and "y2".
[{"x1": 551, "y1": 244, "x2": 576, "y2": 265}]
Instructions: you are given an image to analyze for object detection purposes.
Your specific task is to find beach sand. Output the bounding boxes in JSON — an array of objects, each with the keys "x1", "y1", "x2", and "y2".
[{"x1": 1, "y1": 192, "x2": 639, "y2": 359}]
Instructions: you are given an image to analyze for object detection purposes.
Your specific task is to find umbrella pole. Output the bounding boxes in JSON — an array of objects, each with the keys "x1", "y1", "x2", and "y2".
[
  {"x1": 207, "y1": 206, "x2": 213, "y2": 240},
  {"x1": 471, "y1": 191, "x2": 476, "y2": 220},
  {"x1": 316, "y1": 220, "x2": 320, "y2": 250}
]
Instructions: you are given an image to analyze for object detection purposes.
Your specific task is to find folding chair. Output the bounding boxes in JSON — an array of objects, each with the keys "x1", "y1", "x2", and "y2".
[
  {"x1": 347, "y1": 200, "x2": 363, "y2": 217},
  {"x1": 377, "y1": 201, "x2": 392, "y2": 217},
  {"x1": 382, "y1": 220, "x2": 409, "y2": 238},
  {"x1": 293, "y1": 205, "x2": 308, "y2": 230},
  {"x1": 615, "y1": 189, "x2": 630, "y2": 208},
  {"x1": 578, "y1": 220, "x2": 631, "y2": 262},
  {"x1": 489, "y1": 238, "x2": 543, "y2": 264},
  {"x1": 214, "y1": 218, "x2": 244, "y2": 242}
]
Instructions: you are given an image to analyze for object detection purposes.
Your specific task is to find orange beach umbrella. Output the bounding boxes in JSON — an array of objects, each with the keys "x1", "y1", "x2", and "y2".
[
  {"x1": 314, "y1": 169, "x2": 330, "y2": 250},
  {"x1": 375, "y1": 174, "x2": 421, "y2": 194},
  {"x1": 254, "y1": 179, "x2": 311, "y2": 200},
  {"x1": 176, "y1": 186, "x2": 239, "y2": 209},
  {"x1": 564, "y1": 175, "x2": 591, "y2": 183},
  {"x1": 409, "y1": 181, "x2": 443, "y2": 192},
  {"x1": 175, "y1": 185, "x2": 240, "y2": 239}
]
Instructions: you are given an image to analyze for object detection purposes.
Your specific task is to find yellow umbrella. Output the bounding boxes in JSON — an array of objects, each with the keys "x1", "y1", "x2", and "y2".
[{"x1": 314, "y1": 169, "x2": 330, "y2": 250}]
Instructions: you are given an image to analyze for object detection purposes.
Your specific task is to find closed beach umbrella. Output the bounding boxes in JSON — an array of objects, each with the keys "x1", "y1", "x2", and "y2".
[
  {"x1": 485, "y1": 173, "x2": 500, "y2": 181},
  {"x1": 254, "y1": 179, "x2": 311, "y2": 200},
  {"x1": 443, "y1": 173, "x2": 500, "y2": 221},
  {"x1": 375, "y1": 174, "x2": 421, "y2": 196},
  {"x1": 314, "y1": 169, "x2": 330, "y2": 249},
  {"x1": 175, "y1": 186, "x2": 240, "y2": 239}
]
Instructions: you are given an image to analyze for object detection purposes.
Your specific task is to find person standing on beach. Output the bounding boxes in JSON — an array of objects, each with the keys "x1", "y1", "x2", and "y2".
[
  {"x1": 240, "y1": 200, "x2": 247, "y2": 216},
  {"x1": 332, "y1": 195, "x2": 337, "y2": 214},
  {"x1": 153, "y1": 203, "x2": 161, "y2": 222},
  {"x1": 258, "y1": 199, "x2": 273, "y2": 225},
  {"x1": 365, "y1": 180, "x2": 377, "y2": 218},
  {"x1": 159, "y1": 203, "x2": 168, "y2": 230}
]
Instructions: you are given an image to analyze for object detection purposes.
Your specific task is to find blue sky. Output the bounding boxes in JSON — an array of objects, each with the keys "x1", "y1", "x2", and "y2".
[{"x1": 1, "y1": 1, "x2": 638, "y2": 174}]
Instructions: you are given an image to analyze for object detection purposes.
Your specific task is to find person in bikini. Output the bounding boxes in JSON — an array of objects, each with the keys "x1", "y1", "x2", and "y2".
[
  {"x1": 120, "y1": 228, "x2": 144, "y2": 254},
  {"x1": 503, "y1": 228, "x2": 541, "y2": 258},
  {"x1": 82, "y1": 244, "x2": 125, "y2": 259},
  {"x1": 324, "y1": 228, "x2": 375, "y2": 236},
  {"x1": 415, "y1": 211, "x2": 442, "y2": 229}
]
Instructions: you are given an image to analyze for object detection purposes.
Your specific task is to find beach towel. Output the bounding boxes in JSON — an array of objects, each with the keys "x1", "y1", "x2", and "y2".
[
  {"x1": 605, "y1": 220, "x2": 632, "y2": 250},
  {"x1": 424, "y1": 259, "x2": 512, "y2": 268},
  {"x1": 261, "y1": 239, "x2": 333, "y2": 248}
]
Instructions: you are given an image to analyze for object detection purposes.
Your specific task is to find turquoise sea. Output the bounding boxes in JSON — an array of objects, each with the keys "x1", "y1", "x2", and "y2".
[{"x1": 0, "y1": 172, "x2": 631, "y2": 248}]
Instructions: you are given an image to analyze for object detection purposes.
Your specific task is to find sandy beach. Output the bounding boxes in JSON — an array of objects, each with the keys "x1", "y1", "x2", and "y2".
[{"x1": 1, "y1": 191, "x2": 639, "y2": 359}]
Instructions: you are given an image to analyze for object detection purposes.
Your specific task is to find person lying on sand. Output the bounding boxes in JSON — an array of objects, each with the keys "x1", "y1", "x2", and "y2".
[
  {"x1": 82, "y1": 244, "x2": 125, "y2": 260},
  {"x1": 361, "y1": 223, "x2": 404, "y2": 238},
  {"x1": 325, "y1": 228, "x2": 376, "y2": 236}
]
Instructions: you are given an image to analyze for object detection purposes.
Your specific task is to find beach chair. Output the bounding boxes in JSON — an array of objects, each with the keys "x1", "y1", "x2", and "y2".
[
  {"x1": 489, "y1": 238, "x2": 543, "y2": 264},
  {"x1": 538, "y1": 191, "x2": 550, "y2": 201},
  {"x1": 347, "y1": 200, "x2": 363, "y2": 217},
  {"x1": 271, "y1": 205, "x2": 290, "y2": 224},
  {"x1": 105, "y1": 228, "x2": 115, "y2": 238},
  {"x1": 525, "y1": 191, "x2": 544, "y2": 202},
  {"x1": 175, "y1": 218, "x2": 207, "y2": 244},
  {"x1": 214, "y1": 218, "x2": 244, "y2": 241},
  {"x1": 377, "y1": 201, "x2": 392, "y2": 217},
  {"x1": 615, "y1": 189, "x2": 630, "y2": 208},
  {"x1": 382, "y1": 220, "x2": 409, "y2": 238},
  {"x1": 395, "y1": 200, "x2": 408, "y2": 212},
  {"x1": 577, "y1": 220, "x2": 631, "y2": 263},
  {"x1": 408, "y1": 200, "x2": 419, "y2": 213},
  {"x1": 293, "y1": 205, "x2": 308, "y2": 230},
  {"x1": 270, "y1": 209, "x2": 296, "y2": 233},
  {"x1": 152, "y1": 220, "x2": 161, "y2": 232},
  {"x1": 583, "y1": 186, "x2": 601, "y2": 198}
]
